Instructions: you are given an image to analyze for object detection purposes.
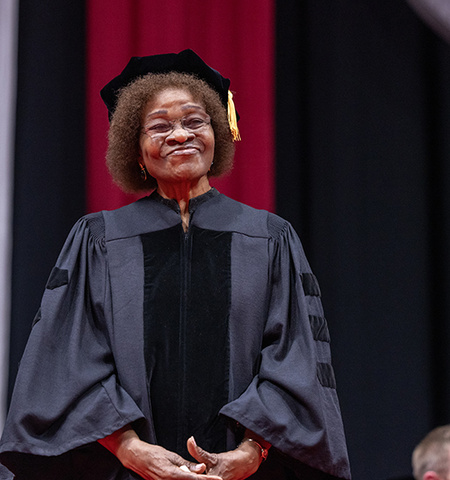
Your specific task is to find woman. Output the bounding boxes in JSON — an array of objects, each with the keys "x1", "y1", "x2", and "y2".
[{"x1": 0, "y1": 50, "x2": 351, "y2": 480}]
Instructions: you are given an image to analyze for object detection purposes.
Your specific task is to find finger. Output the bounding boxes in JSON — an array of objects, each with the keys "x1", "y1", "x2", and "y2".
[
  {"x1": 180, "y1": 462, "x2": 206, "y2": 474},
  {"x1": 177, "y1": 465, "x2": 222, "y2": 480},
  {"x1": 186, "y1": 436, "x2": 213, "y2": 464},
  {"x1": 198, "y1": 475, "x2": 223, "y2": 480}
]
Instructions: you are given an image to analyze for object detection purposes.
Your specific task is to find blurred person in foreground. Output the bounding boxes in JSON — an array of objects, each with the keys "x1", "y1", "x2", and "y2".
[
  {"x1": 0, "y1": 49, "x2": 351, "y2": 480},
  {"x1": 412, "y1": 425, "x2": 450, "y2": 480}
]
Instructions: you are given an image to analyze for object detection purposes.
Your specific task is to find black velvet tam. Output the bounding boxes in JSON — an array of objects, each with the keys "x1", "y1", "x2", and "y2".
[{"x1": 100, "y1": 49, "x2": 232, "y2": 119}]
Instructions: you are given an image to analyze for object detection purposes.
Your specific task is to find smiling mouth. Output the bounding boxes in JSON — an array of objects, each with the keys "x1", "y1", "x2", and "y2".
[{"x1": 168, "y1": 147, "x2": 199, "y2": 156}]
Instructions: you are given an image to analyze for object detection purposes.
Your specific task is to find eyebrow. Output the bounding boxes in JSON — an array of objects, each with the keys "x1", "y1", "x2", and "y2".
[{"x1": 144, "y1": 104, "x2": 205, "y2": 120}]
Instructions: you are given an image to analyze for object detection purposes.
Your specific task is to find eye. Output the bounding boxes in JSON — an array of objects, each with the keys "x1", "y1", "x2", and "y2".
[
  {"x1": 146, "y1": 121, "x2": 171, "y2": 134},
  {"x1": 183, "y1": 116, "x2": 208, "y2": 130}
]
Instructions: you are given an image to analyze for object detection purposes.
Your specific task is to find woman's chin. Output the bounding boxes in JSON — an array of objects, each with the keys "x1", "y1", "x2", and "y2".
[{"x1": 168, "y1": 164, "x2": 210, "y2": 182}]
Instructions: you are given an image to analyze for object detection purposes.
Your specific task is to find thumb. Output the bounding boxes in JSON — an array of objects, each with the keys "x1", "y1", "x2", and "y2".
[{"x1": 187, "y1": 436, "x2": 215, "y2": 466}]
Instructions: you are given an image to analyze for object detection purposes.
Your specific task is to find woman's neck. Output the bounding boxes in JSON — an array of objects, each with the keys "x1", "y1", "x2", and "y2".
[{"x1": 156, "y1": 177, "x2": 211, "y2": 231}]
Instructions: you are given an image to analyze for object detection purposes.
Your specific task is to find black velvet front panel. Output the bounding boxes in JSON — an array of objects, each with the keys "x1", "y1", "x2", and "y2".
[{"x1": 142, "y1": 224, "x2": 231, "y2": 459}]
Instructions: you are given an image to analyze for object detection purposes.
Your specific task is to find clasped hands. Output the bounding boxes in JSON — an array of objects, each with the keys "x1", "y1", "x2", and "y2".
[
  {"x1": 185, "y1": 435, "x2": 262, "y2": 480},
  {"x1": 99, "y1": 425, "x2": 265, "y2": 480}
]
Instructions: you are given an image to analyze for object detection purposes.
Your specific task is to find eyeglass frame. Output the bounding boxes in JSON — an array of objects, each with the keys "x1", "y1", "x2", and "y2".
[{"x1": 140, "y1": 113, "x2": 212, "y2": 140}]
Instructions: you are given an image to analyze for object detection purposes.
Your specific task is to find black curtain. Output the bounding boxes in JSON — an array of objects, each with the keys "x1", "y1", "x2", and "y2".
[
  {"x1": 276, "y1": 1, "x2": 450, "y2": 479},
  {"x1": 8, "y1": 0, "x2": 86, "y2": 399}
]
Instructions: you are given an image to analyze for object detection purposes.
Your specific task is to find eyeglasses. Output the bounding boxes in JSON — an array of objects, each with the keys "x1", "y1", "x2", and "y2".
[{"x1": 141, "y1": 113, "x2": 211, "y2": 139}]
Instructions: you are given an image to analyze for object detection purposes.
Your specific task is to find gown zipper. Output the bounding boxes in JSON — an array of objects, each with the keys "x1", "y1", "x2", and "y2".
[{"x1": 177, "y1": 215, "x2": 193, "y2": 452}]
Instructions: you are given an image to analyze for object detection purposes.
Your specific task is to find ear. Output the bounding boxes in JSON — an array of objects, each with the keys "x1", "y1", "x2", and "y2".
[{"x1": 423, "y1": 471, "x2": 442, "y2": 480}]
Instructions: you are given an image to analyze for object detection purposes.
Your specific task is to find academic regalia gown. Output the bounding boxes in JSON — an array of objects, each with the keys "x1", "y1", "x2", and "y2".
[{"x1": 0, "y1": 189, "x2": 351, "y2": 480}]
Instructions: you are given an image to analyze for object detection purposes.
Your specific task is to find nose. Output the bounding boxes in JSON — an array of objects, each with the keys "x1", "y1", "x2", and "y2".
[{"x1": 166, "y1": 123, "x2": 195, "y2": 144}]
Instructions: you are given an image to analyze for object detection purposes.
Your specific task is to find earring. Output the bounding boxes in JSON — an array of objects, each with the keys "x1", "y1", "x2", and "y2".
[{"x1": 140, "y1": 164, "x2": 148, "y2": 181}]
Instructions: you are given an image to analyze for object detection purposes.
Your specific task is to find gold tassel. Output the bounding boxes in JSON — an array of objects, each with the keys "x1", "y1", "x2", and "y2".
[{"x1": 227, "y1": 90, "x2": 241, "y2": 141}]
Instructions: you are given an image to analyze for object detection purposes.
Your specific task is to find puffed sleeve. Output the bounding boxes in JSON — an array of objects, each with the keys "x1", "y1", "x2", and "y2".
[
  {"x1": 220, "y1": 219, "x2": 351, "y2": 480},
  {"x1": 0, "y1": 214, "x2": 145, "y2": 479}
]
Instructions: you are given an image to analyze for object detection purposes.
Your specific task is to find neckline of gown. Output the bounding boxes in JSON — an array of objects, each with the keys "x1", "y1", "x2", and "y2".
[{"x1": 149, "y1": 187, "x2": 220, "y2": 214}]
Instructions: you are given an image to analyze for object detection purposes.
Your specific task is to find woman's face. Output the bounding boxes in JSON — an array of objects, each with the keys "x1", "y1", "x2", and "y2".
[{"x1": 139, "y1": 88, "x2": 215, "y2": 187}]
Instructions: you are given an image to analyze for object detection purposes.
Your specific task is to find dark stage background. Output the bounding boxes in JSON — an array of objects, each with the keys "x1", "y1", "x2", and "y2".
[
  {"x1": 6, "y1": 1, "x2": 450, "y2": 479},
  {"x1": 276, "y1": 2, "x2": 450, "y2": 479}
]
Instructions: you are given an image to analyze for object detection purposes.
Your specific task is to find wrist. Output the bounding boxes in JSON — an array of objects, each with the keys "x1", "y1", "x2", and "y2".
[
  {"x1": 240, "y1": 438, "x2": 269, "y2": 463},
  {"x1": 98, "y1": 425, "x2": 141, "y2": 468},
  {"x1": 115, "y1": 432, "x2": 142, "y2": 468}
]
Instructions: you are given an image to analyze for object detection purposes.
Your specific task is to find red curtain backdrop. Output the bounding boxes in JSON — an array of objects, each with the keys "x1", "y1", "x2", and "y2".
[{"x1": 86, "y1": 0, "x2": 275, "y2": 213}]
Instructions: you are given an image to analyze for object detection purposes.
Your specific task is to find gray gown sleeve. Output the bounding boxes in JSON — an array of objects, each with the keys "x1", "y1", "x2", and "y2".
[
  {"x1": 220, "y1": 221, "x2": 351, "y2": 480},
  {"x1": 0, "y1": 214, "x2": 145, "y2": 479}
]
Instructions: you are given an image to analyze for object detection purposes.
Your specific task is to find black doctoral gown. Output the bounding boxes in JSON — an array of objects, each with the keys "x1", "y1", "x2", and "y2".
[{"x1": 0, "y1": 189, "x2": 351, "y2": 480}]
